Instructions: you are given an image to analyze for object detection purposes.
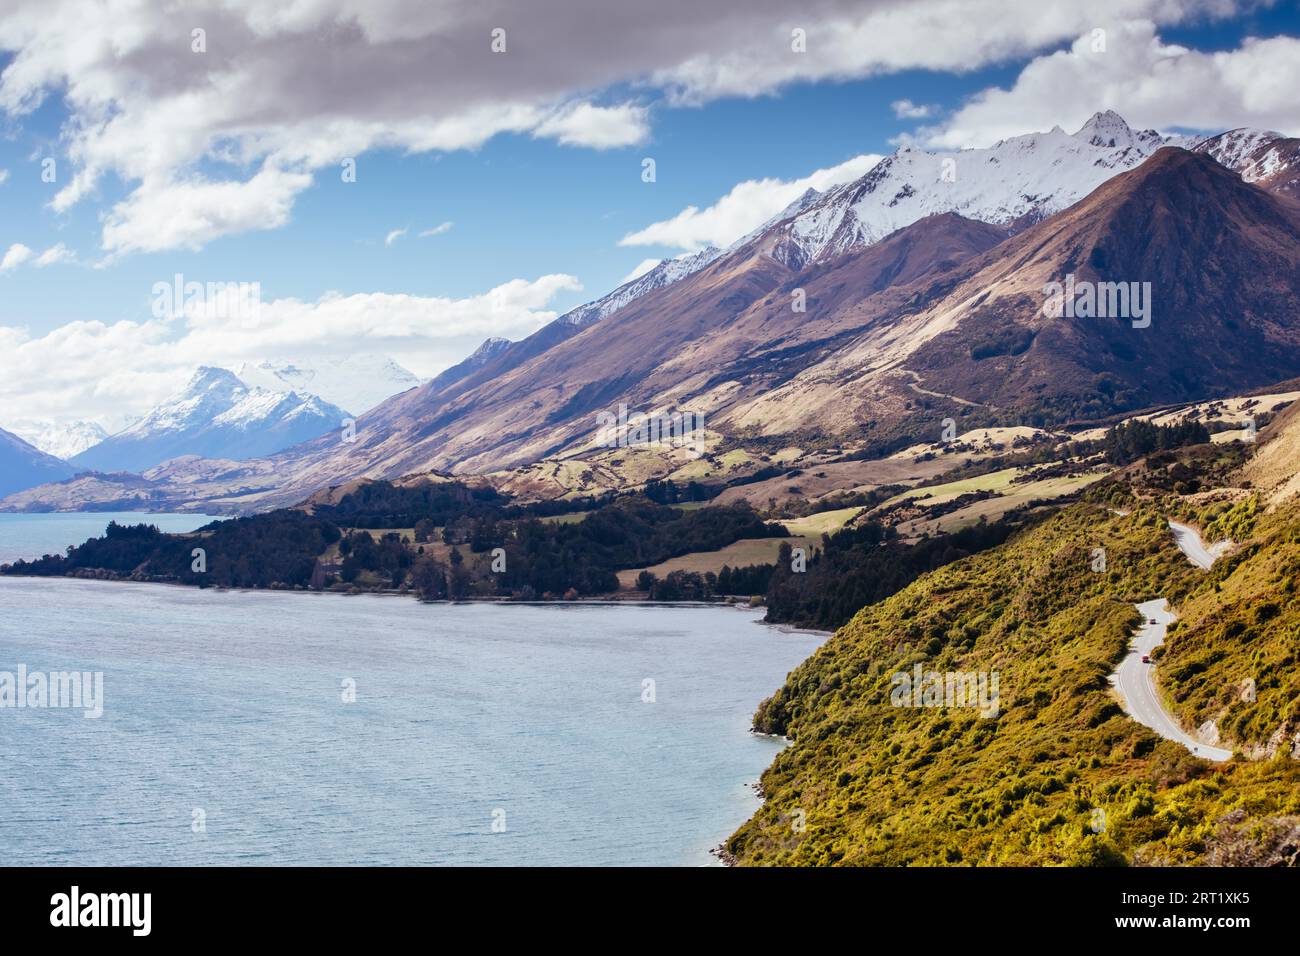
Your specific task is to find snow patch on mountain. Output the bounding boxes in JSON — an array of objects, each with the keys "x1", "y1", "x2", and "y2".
[
  {"x1": 235, "y1": 353, "x2": 421, "y2": 415},
  {"x1": 766, "y1": 111, "x2": 1187, "y2": 267},
  {"x1": 559, "y1": 246, "x2": 726, "y2": 328},
  {"x1": 467, "y1": 337, "x2": 511, "y2": 360},
  {"x1": 1194, "y1": 127, "x2": 1300, "y2": 189},
  {"x1": 5, "y1": 419, "x2": 109, "y2": 460}
]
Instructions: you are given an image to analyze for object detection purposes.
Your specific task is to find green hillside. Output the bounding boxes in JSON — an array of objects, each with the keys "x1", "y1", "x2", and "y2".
[{"x1": 726, "y1": 492, "x2": 1300, "y2": 866}]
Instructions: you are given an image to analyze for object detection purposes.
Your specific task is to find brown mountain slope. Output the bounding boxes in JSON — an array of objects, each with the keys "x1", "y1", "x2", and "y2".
[
  {"x1": 902, "y1": 147, "x2": 1300, "y2": 419},
  {"x1": 1237, "y1": 398, "x2": 1300, "y2": 506},
  {"x1": 143, "y1": 211, "x2": 1009, "y2": 509},
  {"x1": 729, "y1": 147, "x2": 1300, "y2": 442}
]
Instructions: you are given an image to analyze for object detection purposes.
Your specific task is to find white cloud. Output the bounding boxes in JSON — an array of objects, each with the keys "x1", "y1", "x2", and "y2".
[
  {"x1": 0, "y1": 273, "x2": 584, "y2": 425},
  {"x1": 419, "y1": 221, "x2": 454, "y2": 237},
  {"x1": 621, "y1": 258, "x2": 662, "y2": 283},
  {"x1": 100, "y1": 166, "x2": 312, "y2": 255},
  {"x1": 531, "y1": 101, "x2": 650, "y2": 149},
  {"x1": 34, "y1": 243, "x2": 73, "y2": 266},
  {"x1": 0, "y1": 168, "x2": 9, "y2": 184},
  {"x1": 650, "y1": 0, "x2": 1225, "y2": 103},
  {"x1": 1, "y1": 243, "x2": 33, "y2": 270},
  {"x1": 1, "y1": 241, "x2": 76, "y2": 270},
  {"x1": 919, "y1": 22, "x2": 1300, "y2": 149},
  {"x1": 385, "y1": 227, "x2": 408, "y2": 246},
  {"x1": 0, "y1": 0, "x2": 1231, "y2": 254},
  {"x1": 619, "y1": 152, "x2": 882, "y2": 251},
  {"x1": 892, "y1": 99, "x2": 935, "y2": 119}
]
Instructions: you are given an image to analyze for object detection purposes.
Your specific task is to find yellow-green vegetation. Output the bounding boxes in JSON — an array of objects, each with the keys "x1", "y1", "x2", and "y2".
[
  {"x1": 540, "y1": 512, "x2": 589, "y2": 525},
  {"x1": 877, "y1": 467, "x2": 1025, "y2": 507},
  {"x1": 668, "y1": 448, "x2": 756, "y2": 481},
  {"x1": 616, "y1": 534, "x2": 814, "y2": 589},
  {"x1": 669, "y1": 500, "x2": 710, "y2": 512},
  {"x1": 1160, "y1": 499, "x2": 1300, "y2": 755},
  {"x1": 898, "y1": 471, "x2": 1111, "y2": 538},
  {"x1": 726, "y1": 501, "x2": 1300, "y2": 866},
  {"x1": 1197, "y1": 495, "x2": 1261, "y2": 543},
  {"x1": 780, "y1": 506, "x2": 863, "y2": 537}
]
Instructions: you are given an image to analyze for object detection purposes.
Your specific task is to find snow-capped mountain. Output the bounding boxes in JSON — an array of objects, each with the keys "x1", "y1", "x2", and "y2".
[
  {"x1": 1194, "y1": 127, "x2": 1300, "y2": 199},
  {"x1": 234, "y1": 353, "x2": 421, "y2": 416},
  {"x1": 7, "y1": 419, "x2": 109, "y2": 460},
  {"x1": 71, "y1": 367, "x2": 348, "y2": 473},
  {"x1": 554, "y1": 113, "x2": 1294, "y2": 328},
  {"x1": 559, "y1": 246, "x2": 726, "y2": 329},
  {"x1": 757, "y1": 110, "x2": 1184, "y2": 268},
  {"x1": 421, "y1": 337, "x2": 513, "y2": 394},
  {"x1": 536, "y1": 111, "x2": 1182, "y2": 334},
  {"x1": 553, "y1": 185, "x2": 825, "y2": 332}
]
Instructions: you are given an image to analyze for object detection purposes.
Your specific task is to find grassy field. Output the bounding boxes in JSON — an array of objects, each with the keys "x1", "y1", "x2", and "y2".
[
  {"x1": 876, "y1": 467, "x2": 1026, "y2": 508},
  {"x1": 540, "y1": 512, "x2": 589, "y2": 525},
  {"x1": 616, "y1": 535, "x2": 814, "y2": 589},
  {"x1": 898, "y1": 470, "x2": 1112, "y2": 538},
  {"x1": 615, "y1": 503, "x2": 863, "y2": 588},
  {"x1": 668, "y1": 448, "x2": 758, "y2": 481},
  {"x1": 779, "y1": 506, "x2": 863, "y2": 537}
]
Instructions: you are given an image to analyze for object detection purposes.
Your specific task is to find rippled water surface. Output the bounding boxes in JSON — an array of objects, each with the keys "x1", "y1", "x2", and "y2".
[{"x1": 0, "y1": 576, "x2": 821, "y2": 865}]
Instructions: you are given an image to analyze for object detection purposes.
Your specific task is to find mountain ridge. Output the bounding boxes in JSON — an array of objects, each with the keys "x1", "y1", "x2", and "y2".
[{"x1": 8, "y1": 113, "x2": 1300, "y2": 514}]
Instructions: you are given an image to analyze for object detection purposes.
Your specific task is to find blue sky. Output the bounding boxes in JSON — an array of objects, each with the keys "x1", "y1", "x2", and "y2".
[
  {"x1": 0, "y1": 62, "x2": 1023, "y2": 326},
  {"x1": 0, "y1": 0, "x2": 1297, "y2": 431}
]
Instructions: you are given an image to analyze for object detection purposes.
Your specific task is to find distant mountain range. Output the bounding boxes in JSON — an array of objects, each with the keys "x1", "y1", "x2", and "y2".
[
  {"x1": 7, "y1": 419, "x2": 109, "y2": 460},
  {"x1": 0, "y1": 353, "x2": 420, "y2": 490},
  {"x1": 5, "y1": 111, "x2": 1300, "y2": 514},
  {"x1": 70, "y1": 367, "x2": 350, "y2": 474}
]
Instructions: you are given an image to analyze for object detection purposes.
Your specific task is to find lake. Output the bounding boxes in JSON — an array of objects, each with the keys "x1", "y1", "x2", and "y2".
[
  {"x1": 0, "y1": 576, "x2": 822, "y2": 865},
  {"x1": 0, "y1": 511, "x2": 219, "y2": 564}
]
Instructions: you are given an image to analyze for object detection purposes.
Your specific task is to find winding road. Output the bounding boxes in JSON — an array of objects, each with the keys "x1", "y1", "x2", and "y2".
[
  {"x1": 1167, "y1": 519, "x2": 1231, "y2": 570},
  {"x1": 1109, "y1": 520, "x2": 1233, "y2": 762}
]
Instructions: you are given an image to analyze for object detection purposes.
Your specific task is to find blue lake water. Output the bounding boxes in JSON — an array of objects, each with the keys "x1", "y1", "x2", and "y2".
[
  {"x1": 0, "y1": 512, "x2": 219, "y2": 564},
  {"x1": 0, "y1": 576, "x2": 822, "y2": 865}
]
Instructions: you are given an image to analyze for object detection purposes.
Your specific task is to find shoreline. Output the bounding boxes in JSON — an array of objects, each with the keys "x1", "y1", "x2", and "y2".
[{"x1": 0, "y1": 569, "x2": 832, "y2": 635}]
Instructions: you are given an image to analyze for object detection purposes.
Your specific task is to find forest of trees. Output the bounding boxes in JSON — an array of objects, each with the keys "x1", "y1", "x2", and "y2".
[
  {"x1": 458, "y1": 497, "x2": 784, "y2": 597},
  {"x1": 1102, "y1": 418, "x2": 1211, "y2": 465},
  {"x1": 1, "y1": 489, "x2": 784, "y2": 602},
  {"x1": 311, "y1": 479, "x2": 612, "y2": 529},
  {"x1": 762, "y1": 517, "x2": 1021, "y2": 631},
  {"x1": 2, "y1": 512, "x2": 341, "y2": 589}
]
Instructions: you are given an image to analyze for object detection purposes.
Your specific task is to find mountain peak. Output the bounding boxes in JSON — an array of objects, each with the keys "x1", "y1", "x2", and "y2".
[
  {"x1": 189, "y1": 365, "x2": 243, "y2": 388},
  {"x1": 469, "y1": 337, "x2": 512, "y2": 360},
  {"x1": 1071, "y1": 110, "x2": 1143, "y2": 149}
]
